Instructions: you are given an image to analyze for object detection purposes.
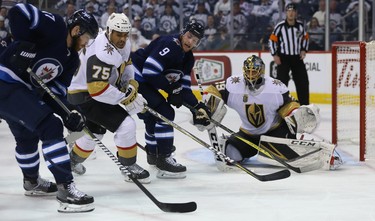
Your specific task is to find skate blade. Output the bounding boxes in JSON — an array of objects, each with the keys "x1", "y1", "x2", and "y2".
[
  {"x1": 24, "y1": 190, "x2": 57, "y2": 197},
  {"x1": 124, "y1": 176, "x2": 151, "y2": 184},
  {"x1": 57, "y1": 202, "x2": 95, "y2": 213},
  {"x1": 156, "y1": 170, "x2": 186, "y2": 179}
]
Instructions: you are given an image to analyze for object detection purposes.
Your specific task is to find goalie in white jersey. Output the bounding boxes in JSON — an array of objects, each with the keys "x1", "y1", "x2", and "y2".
[
  {"x1": 199, "y1": 55, "x2": 342, "y2": 170},
  {"x1": 67, "y1": 13, "x2": 150, "y2": 183}
]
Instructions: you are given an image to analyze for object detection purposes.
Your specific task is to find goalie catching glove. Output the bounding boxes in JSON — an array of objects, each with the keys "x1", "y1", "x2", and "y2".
[
  {"x1": 285, "y1": 104, "x2": 320, "y2": 135},
  {"x1": 192, "y1": 93, "x2": 227, "y2": 131},
  {"x1": 120, "y1": 79, "x2": 147, "y2": 115},
  {"x1": 192, "y1": 102, "x2": 211, "y2": 128}
]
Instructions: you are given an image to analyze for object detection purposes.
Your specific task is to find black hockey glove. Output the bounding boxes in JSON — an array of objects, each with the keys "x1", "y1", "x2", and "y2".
[
  {"x1": 192, "y1": 102, "x2": 211, "y2": 126},
  {"x1": 9, "y1": 41, "x2": 36, "y2": 74},
  {"x1": 166, "y1": 83, "x2": 183, "y2": 108},
  {"x1": 63, "y1": 110, "x2": 86, "y2": 132}
]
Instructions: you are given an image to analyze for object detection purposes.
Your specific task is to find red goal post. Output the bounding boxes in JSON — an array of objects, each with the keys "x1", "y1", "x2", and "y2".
[{"x1": 332, "y1": 41, "x2": 375, "y2": 161}]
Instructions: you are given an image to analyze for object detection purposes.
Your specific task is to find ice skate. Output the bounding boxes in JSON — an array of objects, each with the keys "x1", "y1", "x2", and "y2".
[
  {"x1": 56, "y1": 182, "x2": 94, "y2": 213},
  {"x1": 24, "y1": 176, "x2": 57, "y2": 196},
  {"x1": 156, "y1": 155, "x2": 186, "y2": 179},
  {"x1": 146, "y1": 146, "x2": 176, "y2": 166},
  {"x1": 122, "y1": 163, "x2": 151, "y2": 184}
]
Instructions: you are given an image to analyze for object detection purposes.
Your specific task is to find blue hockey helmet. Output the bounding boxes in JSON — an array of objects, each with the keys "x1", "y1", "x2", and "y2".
[{"x1": 67, "y1": 10, "x2": 99, "y2": 39}]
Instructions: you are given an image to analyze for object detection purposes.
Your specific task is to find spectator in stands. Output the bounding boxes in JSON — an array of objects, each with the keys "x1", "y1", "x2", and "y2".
[
  {"x1": 206, "y1": 26, "x2": 230, "y2": 50},
  {"x1": 312, "y1": 0, "x2": 342, "y2": 28},
  {"x1": 214, "y1": 0, "x2": 231, "y2": 16},
  {"x1": 0, "y1": 7, "x2": 9, "y2": 31},
  {"x1": 85, "y1": 2, "x2": 101, "y2": 23},
  {"x1": 159, "y1": 0, "x2": 180, "y2": 16},
  {"x1": 100, "y1": 3, "x2": 116, "y2": 29},
  {"x1": 192, "y1": 1, "x2": 210, "y2": 27},
  {"x1": 133, "y1": 15, "x2": 143, "y2": 32},
  {"x1": 140, "y1": 4, "x2": 158, "y2": 40},
  {"x1": 307, "y1": 17, "x2": 324, "y2": 50},
  {"x1": 0, "y1": 15, "x2": 10, "y2": 44},
  {"x1": 158, "y1": 3, "x2": 179, "y2": 35},
  {"x1": 130, "y1": 27, "x2": 151, "y2": 52},
  {"x1": 329, "y1": 19, "x2": 343, "y2": 46},
  {"x1": 63, "y1": 1, "x2": 75, "y2": 23}
]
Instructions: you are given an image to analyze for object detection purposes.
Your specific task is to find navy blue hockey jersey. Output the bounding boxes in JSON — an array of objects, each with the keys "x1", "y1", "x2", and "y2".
[
  {"x1": 0, "y1": 3, "x2": 79, "y2": 97},
  {"x1": 132, "y1": 34, "x2": 198, "y2": 106}
]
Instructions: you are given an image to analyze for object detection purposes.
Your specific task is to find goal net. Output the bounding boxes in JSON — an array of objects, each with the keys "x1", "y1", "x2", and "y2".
[{"x1": 332, "y1": 41, "x2": 375, "y2": 161}]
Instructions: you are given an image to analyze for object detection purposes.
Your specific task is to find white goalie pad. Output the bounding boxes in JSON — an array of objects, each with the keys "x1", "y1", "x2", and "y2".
[
  {"x1": 285, "y1": 104, "x2": 320, "y2": 134},
  {"x1": 259, "y1": 135, "x2": 339, "y2": 171}
]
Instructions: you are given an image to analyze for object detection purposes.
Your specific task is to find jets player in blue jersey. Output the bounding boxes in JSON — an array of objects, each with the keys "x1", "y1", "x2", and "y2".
[
  {"x1": 0, "y1": 4, "x2": 98, "y2": 213},
  {"x1": 132, "y1": 20, "x2": 211, "y2": 179}
]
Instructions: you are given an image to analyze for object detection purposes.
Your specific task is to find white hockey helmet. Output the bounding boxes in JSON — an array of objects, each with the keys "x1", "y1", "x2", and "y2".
[{"x1": 106, "y1": 13, "x2": 131, "y2": 35}]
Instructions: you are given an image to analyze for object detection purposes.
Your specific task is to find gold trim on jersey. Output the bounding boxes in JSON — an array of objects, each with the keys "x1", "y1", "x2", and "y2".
[
  {"x1": 278, "y1": 101, "x2": 300, "y2": 118},
  {"x1": 204, "y1": 85, "x2": 222, "y2": 98},
  {"x1": 88, "y1": 81, "x2": 109, "y2": 96}
]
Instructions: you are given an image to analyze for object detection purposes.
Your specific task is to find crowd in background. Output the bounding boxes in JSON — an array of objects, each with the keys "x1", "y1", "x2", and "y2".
[{"x1": 0, "y1": 0, "x2": 372, "y2": 51}]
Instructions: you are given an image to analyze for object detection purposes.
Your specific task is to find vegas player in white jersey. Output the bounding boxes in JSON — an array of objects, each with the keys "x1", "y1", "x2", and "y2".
[
  {"x1": 67, "y1": 13, "x2": 150, "y2": 183},
  {"x1": 201, "y1": 55, "x2": 341, "y2": 170}
]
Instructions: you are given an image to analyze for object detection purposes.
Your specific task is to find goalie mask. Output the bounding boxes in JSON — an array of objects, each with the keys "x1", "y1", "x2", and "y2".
[{"x1": 243, "y1": 55, "x2": 265, "y2": 93}]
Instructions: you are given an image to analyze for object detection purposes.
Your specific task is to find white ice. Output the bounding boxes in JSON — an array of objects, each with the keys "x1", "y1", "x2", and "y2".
[{"x1": 1, "y1": 104, "x2": 375, "y2": 221}]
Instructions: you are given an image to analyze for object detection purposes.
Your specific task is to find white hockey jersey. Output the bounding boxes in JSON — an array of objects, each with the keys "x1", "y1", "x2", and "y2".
[
  {"x1": 68, "y1": 31, "x2": 133, "y2": 105},
  {"x1": 225, "y1": 75, "x2": 290, "y2": 135}
]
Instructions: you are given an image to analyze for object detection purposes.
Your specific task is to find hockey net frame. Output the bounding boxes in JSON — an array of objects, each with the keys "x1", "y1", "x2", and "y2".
[{"x1": 332, "y1": 41, "x2": 375, "y2": 161}]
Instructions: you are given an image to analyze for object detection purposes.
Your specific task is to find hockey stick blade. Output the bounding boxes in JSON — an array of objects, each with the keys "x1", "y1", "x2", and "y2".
[
  {"x1": 234, "y1": 162, "x2": 291, "y2": 181},
  {"x1": 144, "y1": 106, "x2": 290, "y2": 182},
  {"x1": 130, "y1": 175, "x2": 197, "y2": 212}
]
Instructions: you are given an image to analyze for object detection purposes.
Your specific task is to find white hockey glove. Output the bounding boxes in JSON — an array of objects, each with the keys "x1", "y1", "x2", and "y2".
[
  {"x1": 124, "y1": 93, "x2": 147, "y2": 115},
  {"x1": 120, "y1": 79, "x2": 147, "y2": 115},
  {"x1": 285, "y1": 104, "x2": 320, "y2": 134}
]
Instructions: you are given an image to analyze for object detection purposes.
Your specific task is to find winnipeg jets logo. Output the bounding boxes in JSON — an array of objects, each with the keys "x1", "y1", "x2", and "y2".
[
  {"x1": 30, "y1": 58, "x2": 63, "y2": 86},
  {"x1": 39, "y1": 66, "x2": 57, "y2": 81},
  {"x1": 231, "y1": 76, "x2": 241, "y2": 84},
  {"x1": 104, "y1": 43, "x2": 114, "y2": 55}
]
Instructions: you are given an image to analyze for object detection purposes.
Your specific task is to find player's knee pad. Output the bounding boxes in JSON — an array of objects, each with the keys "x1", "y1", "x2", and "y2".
[
  {"x1": 36, "y1": 114, "x2": 64, "y2": 141},
  {"x1": 114, "y1": 116, "x2": 136, "y2": 147},
  {"x1": 75, "y1": 133, "x2": 103, "y2": 152}
]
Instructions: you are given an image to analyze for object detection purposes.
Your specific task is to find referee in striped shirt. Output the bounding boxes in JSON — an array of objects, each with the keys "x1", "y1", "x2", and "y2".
[{"x1": 269, "y1": 3, "x2": 310, "y2": 105}]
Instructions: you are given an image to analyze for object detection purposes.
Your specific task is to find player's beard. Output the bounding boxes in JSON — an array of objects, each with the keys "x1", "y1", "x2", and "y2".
[{"x1": 71, "y1": 36, "x2": 83, "y2": 51}]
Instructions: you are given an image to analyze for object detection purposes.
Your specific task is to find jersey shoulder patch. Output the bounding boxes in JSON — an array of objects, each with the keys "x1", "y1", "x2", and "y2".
[
  {"x1": 95, "y1": 32, "x2": 123, "y2": 67},
  {"x1": 263, "y1": 76, "x2": 289, "y2": 94},
  {"x1": 225, "y1": 75, "x2": 246, "y2": 94}
]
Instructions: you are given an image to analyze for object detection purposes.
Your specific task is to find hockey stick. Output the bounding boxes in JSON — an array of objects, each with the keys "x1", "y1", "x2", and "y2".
[
  {"x1": 184, "y1": 102, "x2": 323, "y2": 173},
  {"x1": 144, "y1": 105, "x2": 290, "y2": 181},
  {"x1": 26, "y1": 68, "x2": 197, "y2": 213}
]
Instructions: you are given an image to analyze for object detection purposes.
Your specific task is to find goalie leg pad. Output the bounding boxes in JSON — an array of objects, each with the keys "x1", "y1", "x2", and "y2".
[{"x1": 215, "y1": 136, "x2": 243, "y2": 172}]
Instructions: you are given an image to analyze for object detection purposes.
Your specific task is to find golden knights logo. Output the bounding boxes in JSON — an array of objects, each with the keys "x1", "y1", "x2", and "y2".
[
  {"x1": 104, "y1": 43, "x2": 114, "y2": 55},
  {"x1": 246, "y1": 103, "x2": 265, "y2": 128}
]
